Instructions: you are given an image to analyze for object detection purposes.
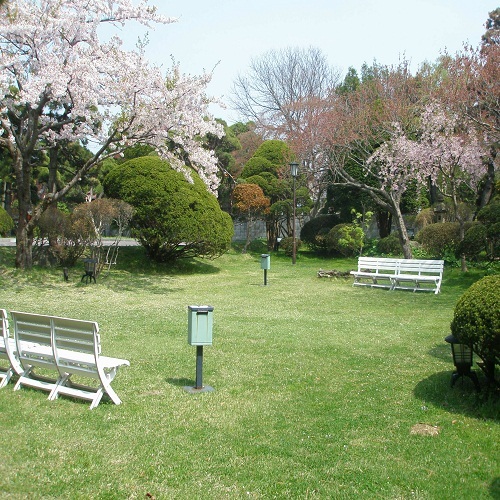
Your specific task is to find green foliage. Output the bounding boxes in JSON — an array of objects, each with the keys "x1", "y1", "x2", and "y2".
[
  {"x1": 477, "y1": 197, "x2": 500, "y2": 259},
  {"x1": 0, "y1": 206, "x2": 13, "y2": 236},
  {"x1": 279, "y1": 236, "x2": 302, "y2": 256},
  {"x1": 415, "y1": 222, "x2": 463, "y2": 259},
  {"x1": 103, "y1": 156, "x2": 233, "y2": 262},
  {"x1": 377, "y1": 233, "x2": 403, "y2": 256},
  {"x1": 450, "y1": 275, "x2": 500, "y2": 382},
  {"x1": 326, "y1": 223, "x2": 364, "y2": 257},
  {"x1": 241, "y1": 156, "x2": 277, "y2": 179},
  {"x1": 300, "y1": 214, "x2": 342, "y2": 253},
  {"x1": 457, "y1": 222, "x2": 488, "y2": 261},
  {"x1": 252, "y1": 139, "x2": 292, "y2": 166}
]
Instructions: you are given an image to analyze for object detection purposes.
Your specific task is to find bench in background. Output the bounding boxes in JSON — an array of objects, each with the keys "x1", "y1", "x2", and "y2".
[{"x1": 350, "y1": 257, "x2": 444, "y2": 294}]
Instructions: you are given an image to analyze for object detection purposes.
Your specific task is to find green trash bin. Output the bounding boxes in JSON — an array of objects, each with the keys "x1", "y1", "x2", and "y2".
[{"x1": 188, "y1": 305, "x2": 214, "y2": 346}]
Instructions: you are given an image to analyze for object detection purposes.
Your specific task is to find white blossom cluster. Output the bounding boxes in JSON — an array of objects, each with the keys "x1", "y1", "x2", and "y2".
[
  {"x1": 0, "y1": 0, "x2": 223, "y2": 193},
  {"x1": 368, "y1": 102, "x2": 487, "y2": 194}
]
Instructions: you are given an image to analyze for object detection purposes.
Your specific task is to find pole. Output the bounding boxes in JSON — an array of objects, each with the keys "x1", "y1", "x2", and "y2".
[
  {"x1": 292, "y1": 174, "x2": 296, "y2": 265},
  {"x1": 195, "y1": 345, "x2": 204, "y2": 389}
]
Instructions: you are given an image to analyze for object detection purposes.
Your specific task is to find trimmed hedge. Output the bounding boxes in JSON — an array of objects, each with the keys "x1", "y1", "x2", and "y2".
[
  {"x1": 103, "y1": 156, "x2": 233, "y2": 262},
  {"x1": 450, "y1": 275, "x2": 500, "y2": 384}
]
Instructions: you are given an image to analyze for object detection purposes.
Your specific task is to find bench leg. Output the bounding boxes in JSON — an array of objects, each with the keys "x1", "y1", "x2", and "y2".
[
  {"x1": 48, "y1": 373, "x2": 70, "y2": 401},
  {"x1": 0, "y1": 368, "x2": 13, "y2": 388}
]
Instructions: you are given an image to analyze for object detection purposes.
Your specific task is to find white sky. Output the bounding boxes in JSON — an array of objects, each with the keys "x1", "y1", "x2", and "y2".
[{"x1": 120, "y1": 0, "x2": 498, "y2": 124}]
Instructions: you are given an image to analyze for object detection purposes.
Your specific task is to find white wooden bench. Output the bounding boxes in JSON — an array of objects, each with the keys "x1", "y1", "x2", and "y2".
[
  {"x1": 350, "y1": 257, "x2": 444, "y2": 294},
  {"x1": 350, "y1": 257, "x2": 400, "y2": 289},
  {"x1": 390, "y1": 259, "x2": 444, "y2": 294},
  {"x1": 11, "y1": 311, "x2": 130, "y2": 409}
]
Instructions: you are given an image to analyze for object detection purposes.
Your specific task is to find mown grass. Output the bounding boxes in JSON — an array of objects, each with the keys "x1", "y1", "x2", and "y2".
[{"x1": 0, "y1": 245, "x2": 498, "y2": 499}]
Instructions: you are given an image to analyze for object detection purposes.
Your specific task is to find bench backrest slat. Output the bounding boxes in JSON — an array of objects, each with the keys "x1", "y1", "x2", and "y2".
[
  {"x1": 12, "y1": 311, "x2": 52, "y2": 347},
  {"x1": 52, "y1": 316, "x2": 100, "y2": 356}
]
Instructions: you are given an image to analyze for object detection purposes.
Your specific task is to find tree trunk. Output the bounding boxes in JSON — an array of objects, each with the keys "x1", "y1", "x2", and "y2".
[
  {"x1": 392, "y1": 208, "x2": 412, "y2": 259},
  {"x1": 477, "y1": 148, "x2": 496, "y2": 210},
  {"x1": 15, "y1": 156, "x2": 35, "y2": 269},
  {"x1": 15, "y1": 215, "x2": 34, "y2": 269},
  {"x1": 376, "y1": 210, "x2": 392, "y2": 238}
]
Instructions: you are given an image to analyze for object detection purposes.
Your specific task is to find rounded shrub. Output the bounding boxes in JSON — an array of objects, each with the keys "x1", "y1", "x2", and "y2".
[
  {"x1": 280, "y1": 236, "x2": 302, "y2": 257},
  {"x1": 415, "y1": 222, "x2": 462, "y2": 258},
  {"x1": 103, "y1": 156, "x2": 234, "y2": 262},
  {"x1": 300, "y1": 214, "x2": 342, "y2": 253},
  {"x1": 457, "y1": 222, "x2": 488, "y2": 261},
  {"x1": 326, "y1": 223, "x2": 364, "y2": 257},
  {"x1": 0, "y1": 207, "x2": 14, "y2": 236},
  {"x1": 377, "y1": 233, "x2": 403, "y2": 256},
  {"x1": 450, "y1": 275, "x2": 500, "y2": 384}
]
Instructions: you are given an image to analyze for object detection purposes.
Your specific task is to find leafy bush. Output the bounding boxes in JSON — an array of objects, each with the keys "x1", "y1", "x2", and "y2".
[
  {"x1": 34, "y1": 205, "x2": 94, "y2": 266},
  {"x1": 0, "y1": 207, "x2": 14, "y2": 236},
  {"x1": 477, "y1": 197, "x2": 500, "y2": 259},
  {"x1": 450, "y1": 275, "x2": 500, "y2": 384},
  {"x1": 300, "y1": 214, "x2": 342, "y2": 253},
  {"x1": 326, "y1": 223, "x2": 364, "y2": 257},
  {"x1": 279, "y1": 236, "x2": 302, "y2": 257},
  {"x1": 414, "y1": 207, "x2": 434, "y2": 232},
  {"x1": 457, "y1": 223, "x2": 488, "y2": 261},
  {"x1": 376, "y1": 233, "x2": 403, "y2": 256},
  {"x1": 103, "y1": 156, "x2": 234, "y2": 263},
  {"x1": 415, "y1": 222, "x2": 462, "y2": 259}
]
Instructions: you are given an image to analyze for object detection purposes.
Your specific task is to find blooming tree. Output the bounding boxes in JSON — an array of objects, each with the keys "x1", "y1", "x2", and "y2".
[
  {"x1": 0, "y1": 0, "x2": 223, "y2": 268},
  {"x1": 370, "y1": 102, "x2": 487, "y2": 268}
]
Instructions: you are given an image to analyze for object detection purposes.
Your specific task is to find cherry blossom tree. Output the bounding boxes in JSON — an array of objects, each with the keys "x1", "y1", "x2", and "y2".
[
  {"x1": 313, "y1": 61, "x2": 423, "y2": 258},
  {"x1": 0, "y1": 0, "x2": 223, "y2": 268},
  {"x1": 370, "y1": 102, "x2": 487, "y2": 268}
]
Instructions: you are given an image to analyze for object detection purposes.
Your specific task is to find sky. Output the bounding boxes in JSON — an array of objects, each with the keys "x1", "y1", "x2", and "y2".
[{"x1": 119, "y1": 0, "x2": 498, "y2": 124}]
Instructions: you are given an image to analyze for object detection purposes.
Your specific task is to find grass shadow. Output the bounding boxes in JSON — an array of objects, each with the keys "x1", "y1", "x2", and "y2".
[
  {"x1": 114, "y1": 246, "x2": 222, "y2": 276},
  {"x1": 414, "y1": 370, "x2": 499, "y2": 420},
  {"x1": 428, "y1": 342, "x2": 453, "y2": 363},
  {"x1": 166, "y1": 377, "x2": 195, "y2": 387}
]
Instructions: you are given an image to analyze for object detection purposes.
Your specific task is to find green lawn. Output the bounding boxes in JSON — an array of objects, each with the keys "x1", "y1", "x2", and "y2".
[{"x1": 0, "y1": 246, "x2": 498, "y2": 499}]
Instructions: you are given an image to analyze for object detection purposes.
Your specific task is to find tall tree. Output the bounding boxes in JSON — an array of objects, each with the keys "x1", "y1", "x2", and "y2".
[
  {"x1": 0, "y1": 0, "x2": 223, "y2": 268},
  {"x1": 373, "y1": 102, "x2": 487, "y2": 270},
  {"x1": 232, "y1": 183, "x2": 270, "y2": 253},
  {"x1": 230, "y1": 46, "x2": 339, "y2": 138},
  {"x1": 311, "y1": 61, "x2": 424, "y2": 258}
]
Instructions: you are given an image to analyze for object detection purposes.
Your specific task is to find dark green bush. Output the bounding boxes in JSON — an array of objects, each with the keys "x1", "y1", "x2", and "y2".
[
  {"x1": 0, "y1": 207, "x2": 14, "y2": 236},
  {"x1": 279, "y1": 236, "x2": 302, "y2": 257},
  {"x1": 326, "y1": 223, "x2": 364, "y2": 257},
  {"x1": 450, "y1": 275, "x2": 500, "y2": 384},
  {"x1": 103, "y1": 156, "x2": 234, "y2": 263},
  {"x1": 376, "y1": 233, "x2": 403, "y2": 256},
  {"x1": 415, "y1": 222, "x2": 462, "y2": 258},
  {"x1": 457, "y1": 222, "x2": 488, "y2": 261},
  {"x1": 477, "y1": 198, "x2": 500, "y2": 259},
  {"x1": 300, "y1": 214, "x2": 342, "y2": 253}
]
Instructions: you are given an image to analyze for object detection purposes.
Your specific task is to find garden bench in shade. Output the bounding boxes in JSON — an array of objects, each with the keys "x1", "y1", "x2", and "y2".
[
  {"x1": 350, "y1": 257, "x2": 444, "y2": 294},
  {"x1": 11, "y1": 311, "x2": 130, "y2": 409}
]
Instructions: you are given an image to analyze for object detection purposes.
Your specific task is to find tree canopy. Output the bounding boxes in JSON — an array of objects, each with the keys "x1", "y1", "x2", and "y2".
[{"x1": 0, "y1": 0, "x2": 222, "y2": 268}]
